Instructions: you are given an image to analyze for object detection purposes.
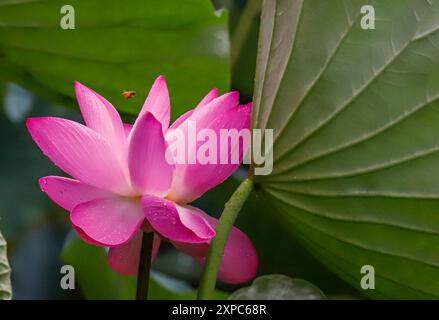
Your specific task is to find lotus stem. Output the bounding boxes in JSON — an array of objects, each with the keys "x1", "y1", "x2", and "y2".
[
  {"x1": 136, "y1": 232, "x2": 154, "y2": 300},
  {"x1": 197, "y1": 178, "x2": 254, "y2": 299}
]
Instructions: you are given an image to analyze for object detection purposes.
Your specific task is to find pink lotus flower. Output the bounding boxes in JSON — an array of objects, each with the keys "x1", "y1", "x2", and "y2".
[{"x1": 27, "y1": 76, "x2": 258, "y2": 284}]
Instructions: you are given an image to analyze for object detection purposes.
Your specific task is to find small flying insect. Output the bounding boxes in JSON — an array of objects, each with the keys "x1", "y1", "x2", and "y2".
[{"x1": 122, "y1": 90, "x2": 136, "y2": 99}]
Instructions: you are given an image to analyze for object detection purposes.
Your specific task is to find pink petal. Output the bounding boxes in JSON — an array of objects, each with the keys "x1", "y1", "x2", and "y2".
[
  {"x1": 170, "y1": 109, "x2": 194, "y2": 130},
  {"x1": 27, "y1": 117, "x2": 132, "y2": 195},
  {"x1": 71, "y1": 197, "x2": 144, "y2": 246},
  {"x1": 74, "y1": 82, "x2": 126, "y2": 154},
  {"x1": 206, "y1": 218, "x2": 258, "y2": 284},
  {"x1": 176, "y1": 205, "x2": 217, "y2": 239},
  {"x1": 123, "y1": 123, "x2": 133, "y2": 138},
  {"x1": 195, "y1": 88, "x2": 219, "y2": 110},
  {"x1": 172, "y1": 241, "x2": 209, "y2": 257},
  {"x1": 74, "y1": 225, "x2": 106, "y2": 246},
  {"x1": 137, "y1": 75, "x2": 170, "y2": 132},
  {"x1": 177, "y1": 207, "x2": 258, "y2": 284},
  {"x1": 128, "y1": 112, "x2": 174, "y2": 196},
  {"x1": 108, "y1": 231, "x2": 161, "y2": 275},
  {"x1": 141, "y1": 195, "x2": 215, "y2": 243},
  {"x1": 173, "y1": 91, "x2": 239, "y2": 132},
  {"x1": 168, "y1": 101, "x2": 252, "y2": 203},
  {"x1": 39, "y1": 176, "x2": 112, "y2": 211},
  {"x1": 169, "y1": 88, "x2": 218, "y2": 130}
]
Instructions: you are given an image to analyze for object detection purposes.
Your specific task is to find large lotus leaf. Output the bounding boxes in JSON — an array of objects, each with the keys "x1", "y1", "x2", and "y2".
[
  {"x1": 253, "y1": 0, "x2": 439, "y2": 298},
  {"x1": 0, "y1": 0, "x2": 229, "y2": 117},
  {"x1": 194, "y1": 176, "x2": 358, "y2": 296}
]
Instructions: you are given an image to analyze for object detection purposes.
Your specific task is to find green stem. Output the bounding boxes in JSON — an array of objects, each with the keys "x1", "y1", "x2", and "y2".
[
  {"x1": 197, "y1": 178, "x2": 254, "y2": 300},
  {"x1": 136, "y1": 232, "x2": 154, "y2": 300}
]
